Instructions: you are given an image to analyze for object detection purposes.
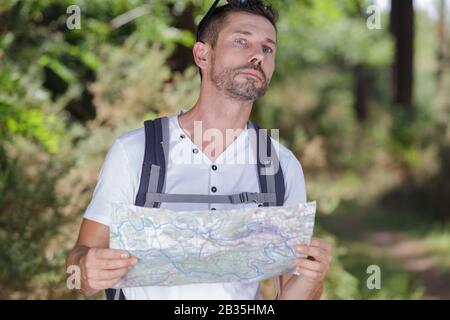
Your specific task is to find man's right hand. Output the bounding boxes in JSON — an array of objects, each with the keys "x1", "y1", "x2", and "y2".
[
  {"x1": 66, "y1": 219, "x2": 138, "y2": 296},
  {"x1": 79, "y1": 247, "x2": 138, "y2": 294}
]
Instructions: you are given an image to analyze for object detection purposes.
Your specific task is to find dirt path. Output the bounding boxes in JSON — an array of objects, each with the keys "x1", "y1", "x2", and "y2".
[
  {"x1": 322, "y1": 212, "x2": 450, "y2": 299},
  {"x1": 366, "y1": 230, "x2": 450, "y2": 299}
]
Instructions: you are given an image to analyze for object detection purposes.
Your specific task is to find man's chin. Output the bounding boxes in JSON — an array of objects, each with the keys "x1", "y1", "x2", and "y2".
[{"x1": 226, "y1": 86, "x2": 266, "y2": 102}]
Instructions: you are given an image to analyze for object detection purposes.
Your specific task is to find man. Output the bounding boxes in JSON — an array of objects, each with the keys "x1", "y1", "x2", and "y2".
[{"x1": 66, "y1": 0, "x2": 332, "y2": 300}]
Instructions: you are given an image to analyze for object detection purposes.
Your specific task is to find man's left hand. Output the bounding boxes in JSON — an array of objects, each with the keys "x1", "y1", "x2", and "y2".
[{"x1": 294, "y1": 237, "x2": 332, "y2": 283}]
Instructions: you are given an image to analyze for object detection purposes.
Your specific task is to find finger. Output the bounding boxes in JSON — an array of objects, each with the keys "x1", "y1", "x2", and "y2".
[
  {"x1": 309, "y1": 239, "x2": 333, "y2": 264},
  {"x1": 306, "y1": 247, "x2": 333, "y2": 265},
  {"x1": 295, "y1": 245, "x2": 327, "y2": 262},
  {"x1": 295, "y1": 267, "x2": 322, "y2": 281},
  {"x1": 310, "y1": 238, "x2": 332, "y2": 254},
  {"x1": 97, "y1": 257, "x2": 138, "y2": 270},
  {"x1": 89, "y1": 266, "x2": 131, "y2": 281},
  {"x1": 296, "y1": 258, "x2": 323, "y2": 272},
  {"x1": 93, "y1": 248, "x2": 131, "y2": 260}
]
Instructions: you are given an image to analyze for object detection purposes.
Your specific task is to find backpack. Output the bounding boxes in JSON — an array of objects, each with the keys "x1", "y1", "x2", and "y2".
[{"x1": 106, "y1": 116, "x2": 285, "y2": 300}]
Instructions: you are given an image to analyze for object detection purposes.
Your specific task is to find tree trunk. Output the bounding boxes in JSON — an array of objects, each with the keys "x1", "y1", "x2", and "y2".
[
  {"x1": 390, "y1": 0, "x2": 415, "y2": 112},
  {"x1": 352, "y1": 0, "x2": 369, "y2": 122},
  {"x1": 436, "y1": 0, "x2": 448, "y2": 90},
  {"x1": 353, "y1": 65, "x2": 368, "y2": 122}
]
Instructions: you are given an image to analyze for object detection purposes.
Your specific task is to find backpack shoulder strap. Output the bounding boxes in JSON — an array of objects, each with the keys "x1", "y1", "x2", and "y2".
[
  {"x1": 135, "y1": 116, "x2": 170, "y2": 208},
  {"x1": 248, "y1": 121, "x2": 285, "y2": 207}
]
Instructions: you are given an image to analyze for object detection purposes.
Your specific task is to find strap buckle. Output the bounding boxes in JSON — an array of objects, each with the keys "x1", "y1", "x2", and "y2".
[{"x1": 239, "y1": 192, "x2": 260, "y2": 204}]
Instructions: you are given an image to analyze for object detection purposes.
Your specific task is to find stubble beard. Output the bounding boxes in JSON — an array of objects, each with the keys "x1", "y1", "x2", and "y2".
[{"x1": 210, "y1": 57, "x2": 269, "y2": 102}]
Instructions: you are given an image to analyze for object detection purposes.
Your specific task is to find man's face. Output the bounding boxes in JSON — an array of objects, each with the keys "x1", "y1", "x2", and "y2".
[{"x1": 208, "y1": 12, "x2": 277, "y2": 101}]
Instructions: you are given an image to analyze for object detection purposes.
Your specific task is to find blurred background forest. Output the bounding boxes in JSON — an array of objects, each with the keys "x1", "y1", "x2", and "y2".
[{"x1": 0, "y1": 0, "x2": 449, "y2": 299}]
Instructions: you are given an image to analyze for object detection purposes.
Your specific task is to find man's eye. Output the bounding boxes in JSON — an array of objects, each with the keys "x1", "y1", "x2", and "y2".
[
  {"x1": 235, "y1": 38, "x2": 247, "y2": 46},
  {"x1": 263, "y1": 46, "x2": 273, "y2": 54}
]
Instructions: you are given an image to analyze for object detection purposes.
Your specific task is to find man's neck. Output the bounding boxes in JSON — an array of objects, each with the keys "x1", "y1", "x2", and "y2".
[{"x1": 178, "y1": 83, "x2": 254, "y2": 161}]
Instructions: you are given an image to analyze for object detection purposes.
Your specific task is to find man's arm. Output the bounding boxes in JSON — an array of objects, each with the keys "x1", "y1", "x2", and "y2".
[
  {"x1": 66, "y1": 218, "x2": 137, "y2": 296},
  {"x1": 276, "y1": 238, "x2": 332, "y2": 300}
]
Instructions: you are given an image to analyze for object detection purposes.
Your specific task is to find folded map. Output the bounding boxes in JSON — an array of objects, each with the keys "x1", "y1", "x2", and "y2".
[{"x1": 110, "y1": 201, "x2": 316, "y2": 288}]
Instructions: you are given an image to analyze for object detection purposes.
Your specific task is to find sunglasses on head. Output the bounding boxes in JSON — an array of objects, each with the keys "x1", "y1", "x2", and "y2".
[{"x1": 196, "y1": 0, "x2": 272, "y2": 42}]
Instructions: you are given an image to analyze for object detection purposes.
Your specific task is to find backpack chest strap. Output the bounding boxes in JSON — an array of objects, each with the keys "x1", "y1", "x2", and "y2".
[{"x1": 144, "y1": 191, "x2": 276, "y2": 207}]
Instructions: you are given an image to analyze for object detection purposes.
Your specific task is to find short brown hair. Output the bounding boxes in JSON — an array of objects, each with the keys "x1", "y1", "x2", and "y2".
[{"x1": 197, "y1": 0, "x2": 278, "y2": 48}]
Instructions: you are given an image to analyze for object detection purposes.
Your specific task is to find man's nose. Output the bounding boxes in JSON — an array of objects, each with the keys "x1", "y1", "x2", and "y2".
[{"x1": 249, "y1": 52, "x2": 264, "y2": 67}]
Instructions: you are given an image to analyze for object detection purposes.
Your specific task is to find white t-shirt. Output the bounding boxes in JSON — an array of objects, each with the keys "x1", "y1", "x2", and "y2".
[{"x1": 84, "y1": 109, "x2": 307, "y2": 300}]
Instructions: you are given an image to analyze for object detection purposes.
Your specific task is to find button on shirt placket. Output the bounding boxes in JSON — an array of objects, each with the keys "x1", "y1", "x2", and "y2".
[
  {"x1": 181, "y1": 132, "x2": 202, "y2": 165},
  {"x1": 210, "y1": 164, "x2": 219, "y2": 211},
  {"x1": 184, "y1": 134, "x2": 215, "y2": 210}
]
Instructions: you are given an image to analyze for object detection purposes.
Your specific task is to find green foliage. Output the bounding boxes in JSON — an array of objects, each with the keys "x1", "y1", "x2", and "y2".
[
  {"x1": 315, "y1": 225, "x2": 360, "y2": 299},
  {"x1": 0, "y1": 142, "x2": 68, "y2": 298},
  {"x1": 340, "y1": 249, "x2": 425, "y2": 299},
  {"x1": 0, "y1": 66, "x2": 63, "y2": 153}
]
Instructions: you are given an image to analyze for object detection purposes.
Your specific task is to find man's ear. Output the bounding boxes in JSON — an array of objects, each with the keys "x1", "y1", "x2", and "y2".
[{"x1": 193, "y1": 41, "x2": 210, "y2": 71}]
